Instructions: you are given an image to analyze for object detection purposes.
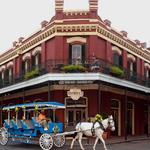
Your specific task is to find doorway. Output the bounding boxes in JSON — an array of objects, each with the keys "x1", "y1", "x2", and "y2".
[
  {"x1": 111, "y1": 99, "x2": 121, "y2": 136},
  {"x1": 65, "y1": 97, "x2": 88, "y2": 131},
  {"x1": 127, "y1": 102, "x2": 135, "y2": 135}
]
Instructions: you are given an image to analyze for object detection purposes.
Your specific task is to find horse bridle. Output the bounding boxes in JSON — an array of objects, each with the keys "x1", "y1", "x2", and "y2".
[{"x1": 108, "y1": 118, "x2": 114, "y2": 130}]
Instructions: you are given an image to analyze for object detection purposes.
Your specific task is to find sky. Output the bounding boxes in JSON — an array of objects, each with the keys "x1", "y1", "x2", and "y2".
[{"x1": 0, "y1": 0, "x2": 150, "y2": 54}]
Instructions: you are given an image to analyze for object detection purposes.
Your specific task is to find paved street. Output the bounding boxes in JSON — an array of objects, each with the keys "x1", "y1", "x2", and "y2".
[{"x1": 0, "y1": 139, "x2": 150, "y2": 150}]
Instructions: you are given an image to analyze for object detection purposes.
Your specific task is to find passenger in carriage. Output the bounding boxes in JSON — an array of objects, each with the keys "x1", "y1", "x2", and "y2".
[{"x1": 36, "y1": 109, "x2": 51, "y2": 130}]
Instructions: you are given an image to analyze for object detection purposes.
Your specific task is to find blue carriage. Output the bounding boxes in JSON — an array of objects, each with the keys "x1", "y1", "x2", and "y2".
[{"x1": 0, "y1": 101, "x2": 66, "y2": 150}]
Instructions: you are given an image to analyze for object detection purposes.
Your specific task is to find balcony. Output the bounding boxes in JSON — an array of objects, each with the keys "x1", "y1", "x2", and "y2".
[{"x1": 0, "y1": 58, "x2": 149, "y2": 89}]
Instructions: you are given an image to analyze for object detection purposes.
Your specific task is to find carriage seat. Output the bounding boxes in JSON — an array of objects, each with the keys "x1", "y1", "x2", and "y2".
[
  {"x1": 21, "y1": 120, "x2": 34, "y2": 129},
  {"x1": 11, "y1": 119, "x2": 22, "y2": 129},
  {"x1": 31, "y1": 117, "x2": 41, "y2": 127},
  {"x1": 4, "y1": 119, "x2": 13, "y2": 129}
]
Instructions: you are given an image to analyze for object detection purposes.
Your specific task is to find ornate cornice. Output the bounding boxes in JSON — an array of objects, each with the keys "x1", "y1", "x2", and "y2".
[{"x1": 0, "y1": 22, "x2": 150, "y2": 66}]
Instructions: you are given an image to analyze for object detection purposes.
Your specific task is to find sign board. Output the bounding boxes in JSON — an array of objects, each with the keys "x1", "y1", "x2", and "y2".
[{"x1": 67, "y1": 88, "x2": 84, "y2": 100}]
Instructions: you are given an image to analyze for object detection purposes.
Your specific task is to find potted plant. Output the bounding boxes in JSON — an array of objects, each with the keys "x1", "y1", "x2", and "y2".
[
  {"x1": 24, "y1": 69, "x2": 39, "y2": 80},
  {"x1": 61, "y1": 65, "x2": 86, "y2": 73},
  {"x1": 110, "y1": 65, "x2": 124, "y2": 78}
]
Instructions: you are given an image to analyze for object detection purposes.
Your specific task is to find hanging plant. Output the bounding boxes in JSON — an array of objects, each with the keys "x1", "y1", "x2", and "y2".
[
  {"x1": 22, "y1": 106, "x2": 26, "y2": 110},
  {"x1": 34, "y1": 105, "x2": 38, "y2": 112}
]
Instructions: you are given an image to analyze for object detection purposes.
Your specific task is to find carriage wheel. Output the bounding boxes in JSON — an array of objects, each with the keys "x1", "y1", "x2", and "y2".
[
  {"x1": 0, "y1": 127, "x2": 9, "y2": 146},
  {"x1": 53, "y1": 135, "x2": 65, "y2": 148},
  {"x1": 39, "y1": 134, "x2": 53, "y2": 150}
]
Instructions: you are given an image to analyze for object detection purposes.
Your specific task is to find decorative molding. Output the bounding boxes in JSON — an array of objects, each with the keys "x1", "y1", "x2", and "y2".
[
  {"x1": 32, "y1": 46, "x2": 41, "y2": 56},
  {"x1": 0, "y1": 65, "x2": 6, "y2": 72},
  {"x1": 144, "y1": 63, "x2": 150, "y2": 69},
  {"x1": 127, "y1": 54, "x2": 136, "y2": 62},
  {"x1": 0, "y1": 23, "x2": 150, "y2": 66},
  {"x1": 6, "y1": 61, "x2": 13, "y2": 68},
  {"x1": 22, "y1": 52, "x2": 31, "y2": 61},
  {"x1": 67, "y1": 37, "x2": 87, "y2": 43},
  {"x1": 112, "y1": 46, "x2": 122, "y2": 55}
]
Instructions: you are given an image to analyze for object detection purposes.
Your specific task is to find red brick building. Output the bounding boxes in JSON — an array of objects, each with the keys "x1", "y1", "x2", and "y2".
[{"x1": 0, "y1": 0, "x2": 150, "y2": 138}]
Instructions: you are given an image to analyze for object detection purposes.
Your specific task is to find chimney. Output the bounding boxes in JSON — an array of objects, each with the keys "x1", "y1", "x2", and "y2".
[
  {"x1": 13, "y1": 41, "x2": 18, "y2": 48},
  {"x1": 18, "y1": 37, "x2": 24, "y2": 43},
  {"x1": 135, "y1": 39, "x2": 140, "y2": 45},
  {"x1": 89, "y1": 0, "x2": 98, "y2": 17},
  {"x1": 104, "y1": 19, "x2": 111, "y2": 27},
  {"x1": 147, "y1": 47, "x2": 150, "y2": 50},
  {"x1": 41, "y1": 20, "x2": 48, "y2": 28},
  {"x1": 55, "y1": 0, "x2": 64, "y2": 19},
  {"x1": 121, "y1": 30, "x2": 128, "y2": 37},
  {"x1": 141, "y1": 42, "x2": 147, "y2": 49}
]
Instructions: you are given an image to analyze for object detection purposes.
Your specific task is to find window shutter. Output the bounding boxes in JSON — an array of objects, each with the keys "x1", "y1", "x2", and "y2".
[
  {"x1": 22, "y1": 61, "x2": 25, "y2": 74},
  {"x1": 69, "y1": 44, "x2": 72, "y2": 64},
  {"x1": 82, "y1": 45, "x2": 85, "y2": 64},
  {"x1": 119, "y1": 55, "x2": 123, "y2": 67},
  {"x1": 32, "y1": 55, "x2": 35, "y2": 69}
]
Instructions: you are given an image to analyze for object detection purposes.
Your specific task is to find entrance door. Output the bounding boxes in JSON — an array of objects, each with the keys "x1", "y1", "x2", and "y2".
[
  {"x1": 127, "y1": 102, "x2": 134, "y2": 135},
  {"x1": 66, "y1": 108, "x2": 86, "y2": 131},
  {"x1": 111, "y1": 99, "x2": 121, "y2": 136},
  {"x1": 111, "y1": 108, "x2": 119, "y2": 136}
]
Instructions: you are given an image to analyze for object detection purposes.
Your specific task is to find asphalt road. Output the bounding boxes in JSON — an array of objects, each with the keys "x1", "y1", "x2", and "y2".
[{"x1": 0, "y1": 140, "x2": 150, "y2": 150}]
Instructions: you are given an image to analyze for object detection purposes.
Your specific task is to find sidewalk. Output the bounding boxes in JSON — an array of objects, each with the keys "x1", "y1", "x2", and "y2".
[{"x1": 65, "y1": 135, "x2": 150, "y2": 146}]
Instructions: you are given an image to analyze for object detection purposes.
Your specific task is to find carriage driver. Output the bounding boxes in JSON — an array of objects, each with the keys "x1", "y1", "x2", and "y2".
[{"x1": 36, "y1": 109, "x2": 50, "y2": 130}]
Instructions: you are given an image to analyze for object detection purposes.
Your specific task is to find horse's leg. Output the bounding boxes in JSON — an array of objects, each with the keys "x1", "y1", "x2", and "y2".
[
  {"x1": 70, "y1": 133, "x2": 79, "y2": 149},
  {"x1": 98, "y1": 135, "x2": 107, "y2": 150},
  {"x1": 78, "y1": 132, "x2": 85, "y2": 150},
  {"x1": 93, "y1": 137, "x2": 99, "y2": 150}
]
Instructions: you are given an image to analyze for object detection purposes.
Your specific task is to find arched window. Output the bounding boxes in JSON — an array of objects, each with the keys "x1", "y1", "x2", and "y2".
[
  {"x1": 32, "y1": 47, "x2": 42, "y2": 69},
  {"x1": 22, "y1": 59, "x2": 30, "y2": 74},
  {"x1": 113, "y1": 52, "x2": 123, "y2": 67},
  {"x1": 32, "y1": 52, "x2": 41, "y2": 69},
  {"x1": 127, "y1": 54, "x2": 136, "y2": 80},
  {"x1": 112, "y1": 46, "x2": 122, "y2": 67},
  {"x1": 6, "y1": 67, "x2": 13, "y2": 84}
]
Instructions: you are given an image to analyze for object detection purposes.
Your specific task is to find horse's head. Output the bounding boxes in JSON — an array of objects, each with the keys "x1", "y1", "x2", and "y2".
[{"x1": 108, "y1": 115, "x2": 115, "y2": 131}]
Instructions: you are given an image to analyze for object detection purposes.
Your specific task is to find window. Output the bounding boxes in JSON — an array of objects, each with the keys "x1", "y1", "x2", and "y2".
[
  {"x1": 127, "y1": 60, "x2": 136, "y2": 77},
  {"x1": 69, "y1": 44, "x2": 85, "y2": 64},
  {"x1": 113, "y1": 52, "x2": 122, "y2": 67},
  {"x1": 22, "y1": 59, "x2": 30, "y2": 74},
  {"x1": 32, "y1": 53, "x2": 41, "y2": 69},
  {"x1": 145, "y1": 69, "x2": 150, "y2": 78}
]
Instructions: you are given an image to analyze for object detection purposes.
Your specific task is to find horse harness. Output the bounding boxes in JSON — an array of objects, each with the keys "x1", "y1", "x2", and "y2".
[{"x1": 91, "y1": 121, "x2": 105, "y2": 136}]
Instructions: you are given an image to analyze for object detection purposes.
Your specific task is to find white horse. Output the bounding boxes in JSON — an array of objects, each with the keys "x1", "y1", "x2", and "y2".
[{"x1": 70, "y1": 115, "x2": 115, "y2": 150}]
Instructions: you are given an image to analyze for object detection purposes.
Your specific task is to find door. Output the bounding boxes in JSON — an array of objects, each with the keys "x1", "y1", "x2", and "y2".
[
  {"x1": 111, "y1": 108, "x2": 119, "y2": 136},
  {"x1": 66, "y1": 108, "x2": 86, "y2": 131},
  {"x1": 110, "y1": 99, "x2": 121, "y2": 136}
]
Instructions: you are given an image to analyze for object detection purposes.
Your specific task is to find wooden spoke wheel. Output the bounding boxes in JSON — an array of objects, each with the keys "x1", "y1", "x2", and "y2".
[
  {"x1": 53, "y1": 135, "x2": 65, "y2": 148},
  {"x1": 39, "y1": 134, "x2": 53, "y2": 150},
  {"x1": 0, "y1": 127, "x2": 9, "y2": 146}
]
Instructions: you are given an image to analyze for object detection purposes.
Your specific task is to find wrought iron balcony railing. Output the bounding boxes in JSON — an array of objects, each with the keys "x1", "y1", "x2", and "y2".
[{"x1": 0, "y1": 58, "x2": 149, "y2": 89}]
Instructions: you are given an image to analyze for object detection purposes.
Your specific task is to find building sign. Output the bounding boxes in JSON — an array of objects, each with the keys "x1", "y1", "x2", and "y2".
[{"x1": 67, "y1": 88, "x2": 84, "y2": 100}]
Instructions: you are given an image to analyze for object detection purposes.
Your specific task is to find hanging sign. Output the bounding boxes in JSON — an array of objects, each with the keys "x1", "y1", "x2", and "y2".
[{"x1": 67, "y1": 88, "x2": 84, "y2": 100}]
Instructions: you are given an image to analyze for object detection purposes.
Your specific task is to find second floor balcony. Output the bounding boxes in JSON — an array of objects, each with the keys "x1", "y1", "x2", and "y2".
[{"x1": 0, "y1": 58, "x2": 150, "y2": 89}]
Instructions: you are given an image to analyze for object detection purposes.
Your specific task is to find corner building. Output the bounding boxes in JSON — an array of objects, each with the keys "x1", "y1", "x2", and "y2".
[{"x1": 0, "y1": 0, "x2": 150, "y2": 138}]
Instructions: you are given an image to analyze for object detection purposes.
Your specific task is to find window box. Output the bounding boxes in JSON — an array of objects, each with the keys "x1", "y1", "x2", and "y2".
[
  {"x1": 110, "y1": 66, "x2": 124, "y2": 78},
  {"x1": 24, "y1": 69, "x2": 39, "y2": 80},
  {"x1": 61, "y1": 65, "x2": 86, "y2": 73}
]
